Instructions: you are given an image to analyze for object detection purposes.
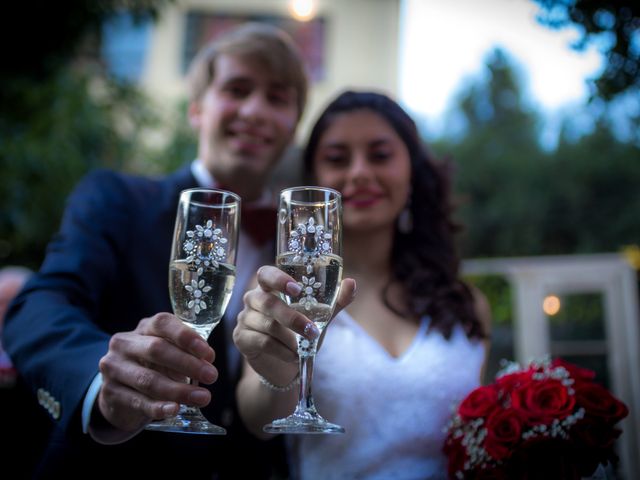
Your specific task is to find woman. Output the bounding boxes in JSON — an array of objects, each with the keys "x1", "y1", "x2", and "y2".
[{"x1": 234, "y1": 90, "x2": 491, "y2": 479}]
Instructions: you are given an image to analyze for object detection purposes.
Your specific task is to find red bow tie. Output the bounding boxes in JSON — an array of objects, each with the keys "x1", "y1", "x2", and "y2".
[
  {"x1": 242, "y1": 205, "x2": 277, "y2": 246},
  {"x1": 214, "y1": 184, "x2": 276, "y2": 246}
]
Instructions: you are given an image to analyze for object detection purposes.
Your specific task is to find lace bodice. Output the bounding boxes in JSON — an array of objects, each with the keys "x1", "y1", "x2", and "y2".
[{"x1": 287, "y1": 310, "x2": 486, "y2": 479}]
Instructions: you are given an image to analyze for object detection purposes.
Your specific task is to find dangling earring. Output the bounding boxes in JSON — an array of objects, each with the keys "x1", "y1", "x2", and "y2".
[{"x1": 398, "y1": 202, "x2": 413, "y2": 234}]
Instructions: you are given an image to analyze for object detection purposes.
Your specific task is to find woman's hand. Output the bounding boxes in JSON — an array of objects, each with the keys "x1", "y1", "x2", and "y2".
[
  {"x1": 233, "y1": 265, "x2": 356, "y2": 385},
  {"x1": 97, "y1": 312, "x2": 217, "y2": 432}
]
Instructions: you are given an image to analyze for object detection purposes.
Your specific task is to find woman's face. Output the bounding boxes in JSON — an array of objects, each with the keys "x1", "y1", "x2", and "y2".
[{"x1": 312, "y1": 109, "x2": 412, "y2": 233}]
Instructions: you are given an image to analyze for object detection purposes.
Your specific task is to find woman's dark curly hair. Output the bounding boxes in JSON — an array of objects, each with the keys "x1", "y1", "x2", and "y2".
[{"x1": 303, "y1": 90, "x2": 485, "y2": 340}]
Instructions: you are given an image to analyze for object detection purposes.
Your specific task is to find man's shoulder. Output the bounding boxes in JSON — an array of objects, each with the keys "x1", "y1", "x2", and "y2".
[
  {"x1": 74, "y1": 165, "x2": 193, "y2": 201},
  {"x1": 79, "y1": 168, "x2": 165, "y2": 191}
]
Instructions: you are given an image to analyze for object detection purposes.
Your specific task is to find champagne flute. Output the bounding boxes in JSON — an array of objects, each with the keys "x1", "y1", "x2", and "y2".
[
  {"x1": 264, "y1": 186, "x2": 344, "y2": 434},
  {"x1": 146, "y1": 188, "x2": 239, "y2": 435}
]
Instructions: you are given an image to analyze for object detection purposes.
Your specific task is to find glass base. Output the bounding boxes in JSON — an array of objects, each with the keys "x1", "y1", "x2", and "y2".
[
  {"x1": 263, "y1": 411, "x2": 345, "y2": 435},
  {"x1": 145, "y1": 405, "x2": 226, "y2": 435}
]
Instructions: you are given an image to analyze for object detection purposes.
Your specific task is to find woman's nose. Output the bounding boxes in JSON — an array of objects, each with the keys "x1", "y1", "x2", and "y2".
[{"x1": 347, "y1": 154, "x2": 374, "y2": 183}]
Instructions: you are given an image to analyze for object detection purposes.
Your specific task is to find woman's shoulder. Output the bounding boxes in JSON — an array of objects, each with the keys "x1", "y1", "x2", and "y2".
[{"x1": 467, "y1": 283, "x2": 492, "y2": 338}]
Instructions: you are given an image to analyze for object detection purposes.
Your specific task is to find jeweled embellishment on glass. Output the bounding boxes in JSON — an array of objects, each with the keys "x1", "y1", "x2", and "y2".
[
  {"x1": 288, "y1": 217, "x2": 332, "y2": 274},
  {"x1": 181, "y1": 219, "x2": 228, "y2": 313},
  {"x1": 298, "y1": 337, "x2": 314, "y2": 356},
  {"x1": 287, "y1": 217, "x2": 332, "y2": 310},
  {"x1": 184, "y1": 279, "x2": 212, "y2": 314},
  {"x1": 183, "y1": 219, "x2": 228, "y2": 271},
  {"x1": 299, "y1": 275, "x2": 322, "y2": 309}
]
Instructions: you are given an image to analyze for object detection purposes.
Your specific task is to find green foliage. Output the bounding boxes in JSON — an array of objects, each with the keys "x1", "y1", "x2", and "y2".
[
  {"x1": 543, "y1": 121, "x2": 640, "y2": 253},
  {"x1": 0, "y1": 0, "x2": 178, "y2": 269},
  {"x1": 533, "y1": 0, "x2": 639, "y2": 102},
  {"x1": 1, "y1": 1, "x2": 171, "y2": 83},
  {"x1": 0, "y1": 70, "x2": 165, "y2": 268},
  {"x1": 433, "y1": 49, "x2": 640, "y2": 259},
  {"x1": 549, "y1": 293, "x2": 604, "y2": 340},
  {"x1": 144, "y1": 100, "x2": 198, "y2": 174},
  {"x1": 464, "y1": 274, "x2": 512, "y2": 326}
]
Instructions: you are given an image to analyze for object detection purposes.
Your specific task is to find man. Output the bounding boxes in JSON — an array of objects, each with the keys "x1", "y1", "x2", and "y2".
[{"x1": 4, "y1": 23, "x2": 308, "y2": 478}]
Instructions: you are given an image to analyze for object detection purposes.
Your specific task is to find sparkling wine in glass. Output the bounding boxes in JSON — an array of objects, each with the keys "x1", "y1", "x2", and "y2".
[
  {"x1": 146, "y1": 188, "x2": 239, "y2": 435},
  {"x1": 263, "y1": 186, "x2": 344, "y2": 434}
]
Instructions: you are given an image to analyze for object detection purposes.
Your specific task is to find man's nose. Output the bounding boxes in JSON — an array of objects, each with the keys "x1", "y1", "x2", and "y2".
[{"x1": 238, "y1": 92, "x2": 270, "y2": 121}]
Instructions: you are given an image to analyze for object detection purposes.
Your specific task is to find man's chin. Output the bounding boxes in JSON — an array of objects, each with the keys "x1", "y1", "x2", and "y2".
[{"x1": 221, "y1": 158, "x2": 273, "y2": 181}]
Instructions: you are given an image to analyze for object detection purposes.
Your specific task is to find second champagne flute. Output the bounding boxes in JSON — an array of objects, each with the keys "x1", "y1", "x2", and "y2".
[
  {"x1": 145, "y1": 188, "x2": 239, "y2": 435},
  {"x1": 263, "y1": 186, "x2": 344, "y2": 434}
]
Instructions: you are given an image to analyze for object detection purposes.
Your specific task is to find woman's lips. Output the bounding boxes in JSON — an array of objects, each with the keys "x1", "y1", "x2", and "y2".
[{"x1": 343, "y1": 191, "x2": 384, "y2": 208}]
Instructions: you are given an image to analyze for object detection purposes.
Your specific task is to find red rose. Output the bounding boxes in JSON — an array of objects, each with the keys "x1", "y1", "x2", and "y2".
[
  {"x1": 495, "y1": 370, "x2": 533, "y2": 392},
  {"x1": 574, "y1": 382, "x2": 629, "y2": 423},
  {"x1": 443, "y1": 434, "x2": 467, "y2": 478},
  {"x1": 471, "y1": 466, "x2": 509, "y2": 480},
  {"x1": 458, "y1": 385, "x2": 500, "y2": 420},
  {"x1": 551, "y1": 358, "x2": 596, "y2": 381},
  {"x1": 511, "y1": 378, "x2": 575, "y2": 424},
  {"x1": 572, "y1": 416, "x2": 622, "y2": 449},
  {"x1": 442, "y1": 357, "x2": 630, "y2": 480},
  {"x1": 508, "y1": 437, "x2": 584, "y2": 480},
  {"x1": 569, "y1": 419, "x2": 621, "y2": 475},
  {"x1": 483, "y1": 408, "x2": 526, "y2": 461}
]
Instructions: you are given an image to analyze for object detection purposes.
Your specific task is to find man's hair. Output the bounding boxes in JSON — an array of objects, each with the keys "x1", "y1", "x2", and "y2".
[{"x1": 187, "y1": 22, "x2": 308, "y2": 118}]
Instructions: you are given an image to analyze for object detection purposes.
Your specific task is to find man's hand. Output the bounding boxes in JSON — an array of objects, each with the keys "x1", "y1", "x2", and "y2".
[{"x1": 97, "y1": 312, "x2": 217, "y2": 432}]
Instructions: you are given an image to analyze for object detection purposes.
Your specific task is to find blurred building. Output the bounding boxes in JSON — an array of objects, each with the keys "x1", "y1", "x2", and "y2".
[{"x1": 103, "y1": 0, "x2": 400, "y2": 142}]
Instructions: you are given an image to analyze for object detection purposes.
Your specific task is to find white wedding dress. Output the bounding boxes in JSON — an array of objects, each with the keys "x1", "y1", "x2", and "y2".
[{"x1": 287, "y1": 310, "x2": 486, "y2": 480}]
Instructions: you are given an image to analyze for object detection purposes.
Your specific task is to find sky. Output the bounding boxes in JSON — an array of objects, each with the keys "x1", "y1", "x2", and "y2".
[{"x1": 398, "y1": 0, "x2": 604, "y2": 137}]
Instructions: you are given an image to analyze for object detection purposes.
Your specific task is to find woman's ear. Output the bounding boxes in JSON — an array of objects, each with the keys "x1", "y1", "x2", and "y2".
[{"x1": 188, "y1": 101, "x2": 202, "y2": 129}]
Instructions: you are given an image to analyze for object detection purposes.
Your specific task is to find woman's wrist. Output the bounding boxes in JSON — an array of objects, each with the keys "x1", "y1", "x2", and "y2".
[{"x1": 258, "y1": 372, "x2": 300, "y2": 392}]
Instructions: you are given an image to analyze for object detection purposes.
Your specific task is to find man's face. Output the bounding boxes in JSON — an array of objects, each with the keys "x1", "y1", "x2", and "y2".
[{"x1": 190, "y1": 54, "x2": 300, "y2": 188}]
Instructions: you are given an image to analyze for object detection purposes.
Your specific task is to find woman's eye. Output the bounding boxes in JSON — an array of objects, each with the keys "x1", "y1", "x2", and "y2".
[
  {"x1": 322, "y1": 154, "x2": 348, "y2": 166},
  {"x1": 324, "y1": 155, "x2": 346, "y2": 165},
  {"x1": 370, "y1": 151, "x2": 392, "y2": 163}
]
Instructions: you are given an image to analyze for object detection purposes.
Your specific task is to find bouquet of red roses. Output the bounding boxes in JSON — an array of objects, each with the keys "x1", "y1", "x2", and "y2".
[{"x1": 443, "y1": 357, "x2": 628, "y2": 479}]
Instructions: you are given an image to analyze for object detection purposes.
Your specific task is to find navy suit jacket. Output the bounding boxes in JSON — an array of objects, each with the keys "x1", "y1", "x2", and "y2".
[{"x1": 5, "y1": 164, "x2": 285, "y2": 478}]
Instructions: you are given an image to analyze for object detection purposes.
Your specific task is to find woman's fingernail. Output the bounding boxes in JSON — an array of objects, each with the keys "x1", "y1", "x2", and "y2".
[
  {"x1": 286, "y1": 281, "x2": 302, "y2": 296},
  {"x1": 304, "y1": 322, "x2": 320, "y2": 339}
]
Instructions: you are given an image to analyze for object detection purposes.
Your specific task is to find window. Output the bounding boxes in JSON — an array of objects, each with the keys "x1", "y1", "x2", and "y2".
[
  {"x1": 102, "y1": 13, "x2": 152, "y2": 82},
  {"x1": 183, "y1": 12, "x2": 326, "y2": 82}
]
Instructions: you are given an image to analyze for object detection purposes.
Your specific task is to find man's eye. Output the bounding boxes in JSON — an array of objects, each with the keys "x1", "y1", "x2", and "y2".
[
  {"x1": 225, "y1": 85, "x2": 249, "y2": 98},
  {"x1": 268, "y1": 91, "x2": 294, "y2": 106}
]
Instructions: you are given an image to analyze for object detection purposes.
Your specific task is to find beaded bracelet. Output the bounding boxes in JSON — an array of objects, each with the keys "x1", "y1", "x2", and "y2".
[{"x1": 258, "y1": 372, "x2": 300, "y2": 392}]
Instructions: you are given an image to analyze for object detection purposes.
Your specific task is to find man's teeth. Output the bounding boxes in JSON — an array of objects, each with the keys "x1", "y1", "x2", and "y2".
[{"x1": 236, "y1": 133, "x2": 264, "y2": 144}]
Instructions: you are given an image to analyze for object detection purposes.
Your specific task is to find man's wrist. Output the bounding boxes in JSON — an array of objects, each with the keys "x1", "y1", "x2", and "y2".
[
  {"x1": 82, "y1": 371, "x2": 145, "y2": 445},
  {"x1": 82, "y1": 372, "x2": 103, "y2": 434},
  {"x1": 258, "y1": 372, "x2": 300, "y2": 392}
]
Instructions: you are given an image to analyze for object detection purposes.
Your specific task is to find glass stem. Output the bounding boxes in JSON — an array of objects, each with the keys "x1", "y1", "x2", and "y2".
[{"x1": 294, "y1": 338, "x2": 319, "y2": 416}]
